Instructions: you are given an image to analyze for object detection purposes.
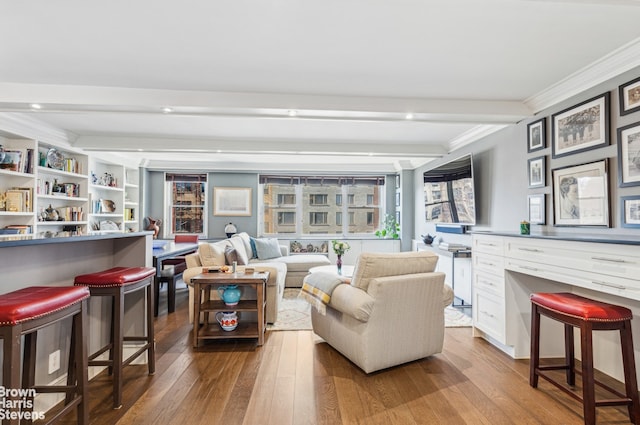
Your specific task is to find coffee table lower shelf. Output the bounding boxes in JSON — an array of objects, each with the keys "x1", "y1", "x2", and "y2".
[{"x1": 196, "y1": 321, "x2": 262, "y2": 340}]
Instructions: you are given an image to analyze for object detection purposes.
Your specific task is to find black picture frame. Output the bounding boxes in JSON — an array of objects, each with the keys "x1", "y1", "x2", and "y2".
[
  {"x1": 527, "y1": 194, "x2": 545, "y2": 225},
  {"x1": 621, "y1": 195, "x2": 640, "y2": 228},
  {"x1": 528, "y1": 156, "x2": 545, "y2": 188},
  {"x1": 619, "y1": 76, "x2": 640, "y2": 116},
  {"x1": 617, "y1": 121, "x2": 640, "y2": 187},
  {"x1": 527, "y1": 118, "x2": 546, "y2": 153},
  {"x1": 552, "y1": 159, "x2": 610, "y2": 227},
  {"x1": 551, "y1": 92, "x2": 610, "y2": 159}
]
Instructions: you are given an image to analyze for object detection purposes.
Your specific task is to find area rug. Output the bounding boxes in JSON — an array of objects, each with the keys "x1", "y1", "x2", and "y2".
[{"x1": 267, "y1": 288, "x2": 473, "y2": 331}]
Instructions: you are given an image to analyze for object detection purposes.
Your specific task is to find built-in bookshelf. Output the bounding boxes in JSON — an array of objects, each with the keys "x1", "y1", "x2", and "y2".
[
  {"x1": 124, "y1": 167, "x2": 139, "y2": 232},
  {"x1": 0, "y1": 137, "x2": 36, "y2": 237},
  {"x1": 88, "y1": 158, "x2": 126, "y2": 233}
]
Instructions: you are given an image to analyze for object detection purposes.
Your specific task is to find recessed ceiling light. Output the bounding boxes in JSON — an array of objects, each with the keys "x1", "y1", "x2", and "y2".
[
  {"x1": 405, "y1": 113, "x2": 414, "y2": 120},
  {"x1": 288, "y1": 110, "x2": 298, "y2": 117},
  {"x1": 30, "y1": 103, "x2": 42, "y2": 110},
  {"x1": 161, "y1": 107, "x2": 173, "y2": 113}
]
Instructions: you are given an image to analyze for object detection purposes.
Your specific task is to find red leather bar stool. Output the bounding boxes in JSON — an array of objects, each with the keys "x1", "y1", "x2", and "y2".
[
  {"x1": 74, "y1": 266, "x2": 156, "y2": 409},
  {"x1": 530, "y1": 292, "x2": 640, "y2": 425},
  {"x1": 0, "y1": 286, "x2": 90, "y2": 425}
]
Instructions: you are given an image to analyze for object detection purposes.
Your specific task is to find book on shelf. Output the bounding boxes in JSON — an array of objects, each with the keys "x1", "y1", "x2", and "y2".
[{"x1": 1, "y1": 225, "x2": 32, "y2": 235}]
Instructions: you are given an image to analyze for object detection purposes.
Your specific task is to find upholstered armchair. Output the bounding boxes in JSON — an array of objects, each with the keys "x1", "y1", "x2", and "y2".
[{"x1": 310, "y1": 251, "x2": 454, "y2": 374}]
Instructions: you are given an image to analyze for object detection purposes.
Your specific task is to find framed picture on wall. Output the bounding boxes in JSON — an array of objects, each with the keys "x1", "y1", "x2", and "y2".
[
  {"x1": 528, "y1": 156, "x2": 545, "y2": 188},
  {"x1": 621, "y1": 196, "x2": 640, "y2": 228},
  {"x1": 213, "y1": 187, "x2": 252, "y2": 216},
  {"x1": 619, "y1": 76, "x2": 640, "y2": 116},
  {"x1": 617, "y1": 121, "x2": 640, "y2": 187},
  {"x1": 527, "y1": 194, "x2": 545, "y2": 225},
  {"x1": 551, "y1": 92, "x2": 610, "y2": 159},
  {"x1": 527, "y1": 118, "x2": 546, "y2": 153},
  {"x1": 552, "y1": 159, "x2": 609, "y2": 227}
]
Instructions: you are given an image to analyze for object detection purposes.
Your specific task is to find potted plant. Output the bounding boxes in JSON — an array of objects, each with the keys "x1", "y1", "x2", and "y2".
[{"x1": 375, "y1": 214, "x2": 400, "y2": 239}]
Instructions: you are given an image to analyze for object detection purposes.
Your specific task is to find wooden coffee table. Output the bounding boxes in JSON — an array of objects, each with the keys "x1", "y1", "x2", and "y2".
[{"x1": 191, "y1": 271, "x2": 269, "y2": 347}]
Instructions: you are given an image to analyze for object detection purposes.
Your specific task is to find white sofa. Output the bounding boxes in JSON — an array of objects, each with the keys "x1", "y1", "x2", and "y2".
[
  {"x1": 182, "y1": 232, "x2": 330, "y2": 323},
  {"x1": 310, "y1": 251, "x2": 454, "y2": 373}
]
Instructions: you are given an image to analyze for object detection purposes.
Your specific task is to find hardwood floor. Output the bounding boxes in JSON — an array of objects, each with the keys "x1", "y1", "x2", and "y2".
[{"x1": 57, "y1": 288, "x2": 637, "y2": 425}]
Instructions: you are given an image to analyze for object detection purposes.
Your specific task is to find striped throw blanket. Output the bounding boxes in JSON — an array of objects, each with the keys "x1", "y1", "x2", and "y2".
[{"x1": 299, "y1": 272, "x2": 344, "y2": 315}]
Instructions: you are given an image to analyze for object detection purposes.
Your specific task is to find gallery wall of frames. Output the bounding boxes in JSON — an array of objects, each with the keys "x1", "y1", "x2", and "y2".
[{"x1": 525, "y1": 76, "x2": 640, "y2": 229}]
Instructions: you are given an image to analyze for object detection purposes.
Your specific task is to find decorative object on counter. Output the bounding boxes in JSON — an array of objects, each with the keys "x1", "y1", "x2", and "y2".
[
  {"x1": 331, "y1": 240, "x2": 350, "y2": 274},
  {"x1": 46, "y1": 148, "x2": 64, "y2": 170},
  {"x1": 0, "y1": 145, "x2": 5, "y2": 163},
  {"x1": 224, "y1": 222, "x2": 237, "y2": 238},
  {"x1": 421, "y1": 233, "x2": 435, "y2": 245},
  {"x1": 145, "y1": 217, "x2": 162, "y2": 239},
  {"x1": 99, "y1": 172, "x2": 116, "y2": 187},
  {"x1": 375, "y1": 213, "x2": 400, "y2": 239},
  {"x1": 216, "y1": 311, "x2": 238, "y2": 331},
  {"x1": 218, "y1": 284, "x2": 241, "y2": 306},
  {"x1": 520, "y1": 220, "x2": 530, "y2": 235}
]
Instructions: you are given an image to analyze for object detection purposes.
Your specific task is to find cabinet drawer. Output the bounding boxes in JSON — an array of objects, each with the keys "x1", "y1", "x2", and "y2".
[
  {"x1": 473, "y1": 252, "x2": 504, "y2": 276},
  {"x1": 472, "y1": 234, "x2": 504, "y2": 256},
  {"x1": 474, "y1": 270, "x2": 504, "y2": 298},
  {"x1": 473, "y1": 290, "x2": 505, "y2": 344}
]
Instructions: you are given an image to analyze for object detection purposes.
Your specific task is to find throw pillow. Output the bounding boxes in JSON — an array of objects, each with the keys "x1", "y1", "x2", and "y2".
[
  {"x1": 224, "y1": 246, "x2": 238, "y2": 265},
  {"x1": 249, "y1": 237, "x2": 258, "y2": 258},
  {"x1": 254, "y1": 238, "x2": 282, "y2": 260},
  {"x1": 228, "y1": 236, "x2": 249, "y2": 265},
  {"x1": 199, "y1": 242, "x2": 226, "y2": 266},
  {"x1": 233, "y1": 232, "x2": 254, "y2": 259}
]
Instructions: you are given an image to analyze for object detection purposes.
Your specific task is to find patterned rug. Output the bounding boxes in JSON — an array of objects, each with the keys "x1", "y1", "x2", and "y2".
[{"x1": 267, "y1": 288, "x2": 472, "y2": 331}]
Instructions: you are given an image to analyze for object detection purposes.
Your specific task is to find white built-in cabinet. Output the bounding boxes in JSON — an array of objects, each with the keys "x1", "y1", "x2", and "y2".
[
  {"x1": 0, "y1": 136, "x2": 90, "y2": 238},
  {"x1": 0, "y1": 135, "x2": 139, "y2": 238}
]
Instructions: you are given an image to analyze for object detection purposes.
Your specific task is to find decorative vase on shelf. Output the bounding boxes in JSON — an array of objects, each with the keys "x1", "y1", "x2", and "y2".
[{"x1": 336, "y1": 254, "x2": 342, "y2": 275}]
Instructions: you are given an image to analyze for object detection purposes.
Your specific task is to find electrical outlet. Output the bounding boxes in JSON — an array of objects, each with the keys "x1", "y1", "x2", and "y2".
[{"x1": 48, "y1": 350, "x2": 60, "y2": 374}]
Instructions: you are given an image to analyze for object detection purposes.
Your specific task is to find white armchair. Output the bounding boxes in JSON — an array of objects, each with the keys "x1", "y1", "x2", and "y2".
[{"x1": 310, "y1": 251, "x2": 453, "y2": 374}]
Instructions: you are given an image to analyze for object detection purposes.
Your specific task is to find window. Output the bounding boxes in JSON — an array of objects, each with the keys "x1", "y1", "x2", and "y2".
[
  {"x1": 309, "y1": 212, "x2": 328, "y2": 225},
  {"x1": 260, "y1": 175, "x2": 385, "y2": 236},
  {"x1": 367, "y1": 194, "x2": 374, "y2": 205},
  {"x1": 310, "y1": 194, "x2": 328, "y2": 205},
  {"x1": 165, "y1": 173, "x2": 207, "y2": 237},
  {"x1": 277, "y1": 194, "x2": 295, "y2": 205},
  {"x1": 278, "y1": 211, "x2": 295, "y2": 225}
]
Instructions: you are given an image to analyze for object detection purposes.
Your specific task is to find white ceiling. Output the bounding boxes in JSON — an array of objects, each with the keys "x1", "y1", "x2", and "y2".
[{"x1": 1, "y1": 0, "x2": 640, "y2": 172}]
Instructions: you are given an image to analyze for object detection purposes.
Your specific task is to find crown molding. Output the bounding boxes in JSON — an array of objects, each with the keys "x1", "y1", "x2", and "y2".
[
  {"x1": 448, "y1": 124, "x2": 509, "y2": 152},
  {"x1": 525, "y1": 36, "x2": 640, "y2": 113},
  {"x1": 0, "y1": 112, "x2": 75, "y2": 146}
]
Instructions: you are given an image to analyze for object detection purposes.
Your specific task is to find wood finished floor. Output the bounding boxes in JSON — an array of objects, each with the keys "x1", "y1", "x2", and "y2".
[{"x1": 56, "y1": 288, "x2": 637, "y2": 425}]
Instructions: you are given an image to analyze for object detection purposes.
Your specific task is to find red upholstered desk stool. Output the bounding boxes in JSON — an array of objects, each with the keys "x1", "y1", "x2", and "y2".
[
  {"x1": 0, "y1": 286, "x2": 90, "y2": 425},
  {"x1": 530, "y1": 292, "x2": 640, "y2": 425},
  {"x1": 74, "y1": 266, "x2": 156, "y2": 409}
]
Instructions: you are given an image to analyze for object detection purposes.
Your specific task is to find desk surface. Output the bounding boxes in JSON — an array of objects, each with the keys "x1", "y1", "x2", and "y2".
[{"x1": 152, "y1": 242, "x2": 198, "y2": 261}]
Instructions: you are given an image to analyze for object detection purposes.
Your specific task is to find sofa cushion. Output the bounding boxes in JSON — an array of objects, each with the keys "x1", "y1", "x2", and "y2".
[
  {"x1": 258, "y1": 254, "x2": 330, "y2": 272},
  {"x1": 329, "y1": 283, "x2": 375, "y2": 322},
  {"x1": 351, "y1": 251, "x2": 439, "y2": 291},
  {"x1": 249, "y1": 237, "x2": 258, "y2": 258},
  {"x1": 228, "y1": 236, "x2": 249, "y2": 265},
  {"x1": 254, "y1": 237, "x2": 282, "y2": 260},
  {"x1": 233, "y1": 232, "x2": 255, "y2": 259},
  {"x1": 199, "y1": 242, "x2": 227, "y2": 266}
]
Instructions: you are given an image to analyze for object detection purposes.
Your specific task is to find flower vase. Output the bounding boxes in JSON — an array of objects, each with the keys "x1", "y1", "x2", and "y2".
[{"x1": 336, "y1": 254, "x2": 342, "y2": 275}]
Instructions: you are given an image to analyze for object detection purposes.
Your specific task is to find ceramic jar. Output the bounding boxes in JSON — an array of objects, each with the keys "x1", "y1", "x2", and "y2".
[
  {"x1": 218, "y1": 284, "x2": 241, "y2": 306},
  {"x1": 216, "y1": 311, "x2": 238, "y2": 331}
]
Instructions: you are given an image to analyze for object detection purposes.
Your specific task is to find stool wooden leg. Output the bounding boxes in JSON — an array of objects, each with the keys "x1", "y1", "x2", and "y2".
[
  {"x1": 3, "y1": 326, "x2": 22, "y2": 425},
  {"x1": 112, "y1": 288, "x2": 124, "y2": 409},
  {"x1": 22, "y1": 331, "x2": 37, "y2": 425},
  {"x1": 620, "y1": 320, "x2": 640, "y2": 424},
  {"x1": 564, "y1": 324, "x2": 575, "y2": 386},
  {"x1": 580, "y1": 321, "x2": 596, "y2": 425},
  {"x1": 154, "y1": 278, "x2": 160, "y2": 317},
  {"x1": 146, "y1": 281, "x2": 156, "y2": 375},
  {"x1": 530, "y1": 303, "x2": 541, "y2": 388},
  {"x1": 75, "y1": 300, "x2": 89, "y2": 425}
]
